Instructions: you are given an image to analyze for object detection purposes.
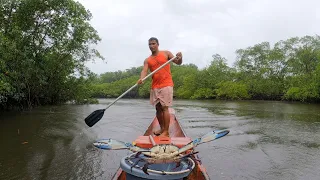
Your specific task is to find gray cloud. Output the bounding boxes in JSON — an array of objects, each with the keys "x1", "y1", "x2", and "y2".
[{"x1": 78, "y1": 0, "x2": 320, "y2": 74}]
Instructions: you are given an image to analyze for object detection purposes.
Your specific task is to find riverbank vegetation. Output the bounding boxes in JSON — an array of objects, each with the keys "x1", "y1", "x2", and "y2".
[
  {"x1": 0, "y1": 0, "x2": 104, "y2": 110},
  {"x1": 1, "y1": 1, "x2": 319, "y2": 111}
]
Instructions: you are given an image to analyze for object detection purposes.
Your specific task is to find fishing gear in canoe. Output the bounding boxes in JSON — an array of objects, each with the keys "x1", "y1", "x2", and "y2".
[{"x1": 93, "y1": 129, "x2": 230, "y2": 177}]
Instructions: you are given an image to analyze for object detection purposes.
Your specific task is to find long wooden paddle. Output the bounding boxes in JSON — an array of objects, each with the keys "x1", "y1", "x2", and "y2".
[{"x1": 84, "y1": 56, "x2": 177, "y2": 127}]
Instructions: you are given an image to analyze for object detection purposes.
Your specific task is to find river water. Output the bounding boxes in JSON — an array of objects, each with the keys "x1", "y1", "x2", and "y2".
[{"x1": 1, "y1": 99, "x2": 320, "y2": 180}]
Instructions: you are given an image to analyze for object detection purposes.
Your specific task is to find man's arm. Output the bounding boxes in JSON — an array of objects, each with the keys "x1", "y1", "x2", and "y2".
[
  {"x1": 166, "y1": 50, "x2": 182, "y2": 65},
  {"x1": 137, "y1": 58, "x2": 149, "y2": 84}
]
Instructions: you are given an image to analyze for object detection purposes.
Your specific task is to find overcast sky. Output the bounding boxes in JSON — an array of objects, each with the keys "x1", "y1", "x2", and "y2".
[{"x1": 77, "y1": 0, "x2": 320, "y2": 74}]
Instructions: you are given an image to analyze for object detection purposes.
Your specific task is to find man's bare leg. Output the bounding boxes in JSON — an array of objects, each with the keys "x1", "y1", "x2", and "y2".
[
  {"x1": 159, "y1": 106, "x2": 170, "y2": 137},
  {"x1": 154, "y1": 103, "x2": 163, "y2": 135}
]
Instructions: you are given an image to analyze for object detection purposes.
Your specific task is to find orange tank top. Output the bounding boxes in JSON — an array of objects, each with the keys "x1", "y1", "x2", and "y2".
[{"x1": 147, "y1": 51, "x2": 174, "y2": 89}]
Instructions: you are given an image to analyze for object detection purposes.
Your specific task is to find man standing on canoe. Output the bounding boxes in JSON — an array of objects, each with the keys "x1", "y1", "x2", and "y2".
[{"x1": 137, "y1": 37, "x2": 183, "y2": 137}]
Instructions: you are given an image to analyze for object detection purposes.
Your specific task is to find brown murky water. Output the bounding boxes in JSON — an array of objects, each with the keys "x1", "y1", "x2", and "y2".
[{"x1": 1, "y1": 99, "x2": 320, "y2": 180}]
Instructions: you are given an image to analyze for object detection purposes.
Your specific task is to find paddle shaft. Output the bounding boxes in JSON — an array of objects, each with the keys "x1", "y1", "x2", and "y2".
[{"x1": 103, "y1": 56, "x2": 177, "y2": 110}]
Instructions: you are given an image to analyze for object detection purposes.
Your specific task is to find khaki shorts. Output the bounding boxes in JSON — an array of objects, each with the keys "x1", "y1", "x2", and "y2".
[{"x1": 150, "y1": 86, "x2": 173, "y2": 107}]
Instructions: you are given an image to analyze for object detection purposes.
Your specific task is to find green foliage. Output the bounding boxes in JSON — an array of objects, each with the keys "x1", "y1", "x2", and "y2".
[
  {"x1": 216, "y1": 81, "x2": 250, "y2": 100},
  {"x1": 283, "y1": 65, "x2": 320, "y2": 102},
  {"x1": 191, "y1": 88, "x2": 215, "y2": 99},
  {"x1": 0, "y1": 0, "x2": 103, "y2": 110},
  {"x1": 100, "y1": 67, "x2": 143, "y2": 83},
  {"x1": 172, "y1": 64, "x2": 198, "y2": 98},
  {"x1": 284, "y1": 85, "x2": 319, "y2": 102},
  {"x1": 176, "y1": 74, "x2": 197, "y2": 98}
]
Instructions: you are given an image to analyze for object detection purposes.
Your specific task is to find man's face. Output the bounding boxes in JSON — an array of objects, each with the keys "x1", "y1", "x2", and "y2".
[{"x1": 148, "y1": 40, "x2": 158, "y2": 52}]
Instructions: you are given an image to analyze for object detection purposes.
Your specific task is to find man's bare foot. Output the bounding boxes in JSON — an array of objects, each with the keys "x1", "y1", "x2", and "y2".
[
  {"x1": 153, "y1": 129, "x2": 162, "y2": 136},
  {"x1": 158, "y1": 131, "x2": 169, "y2": 137}
]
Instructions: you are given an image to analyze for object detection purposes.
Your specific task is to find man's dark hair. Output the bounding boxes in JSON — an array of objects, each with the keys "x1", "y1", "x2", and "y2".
[{"x1": 149, "y1": 37, "x2": 159, "y2": 45}]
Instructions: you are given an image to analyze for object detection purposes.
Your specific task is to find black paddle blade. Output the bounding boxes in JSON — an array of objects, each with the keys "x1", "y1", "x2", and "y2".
[{"x1": 85, "y1": 109, "x2": 106, "y2": 127}]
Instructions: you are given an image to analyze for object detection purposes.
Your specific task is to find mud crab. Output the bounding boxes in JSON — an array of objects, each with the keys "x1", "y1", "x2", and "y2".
[
  {"x1": 93, "y1": 129, "x2": 229, "y2": 175},
  {"x1": 126, "y1": 144, "x2": 201, "y2": 174}
]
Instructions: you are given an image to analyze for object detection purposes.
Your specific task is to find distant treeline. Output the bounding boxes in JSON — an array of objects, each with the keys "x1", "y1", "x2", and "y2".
[{"x1": 91, "y1": 35, "x2": 320, "y2": 103}]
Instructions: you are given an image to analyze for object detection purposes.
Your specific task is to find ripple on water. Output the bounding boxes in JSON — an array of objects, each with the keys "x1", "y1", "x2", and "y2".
[{"x1": 1, "y1": 99, "x2": 320, "y2": 180}]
